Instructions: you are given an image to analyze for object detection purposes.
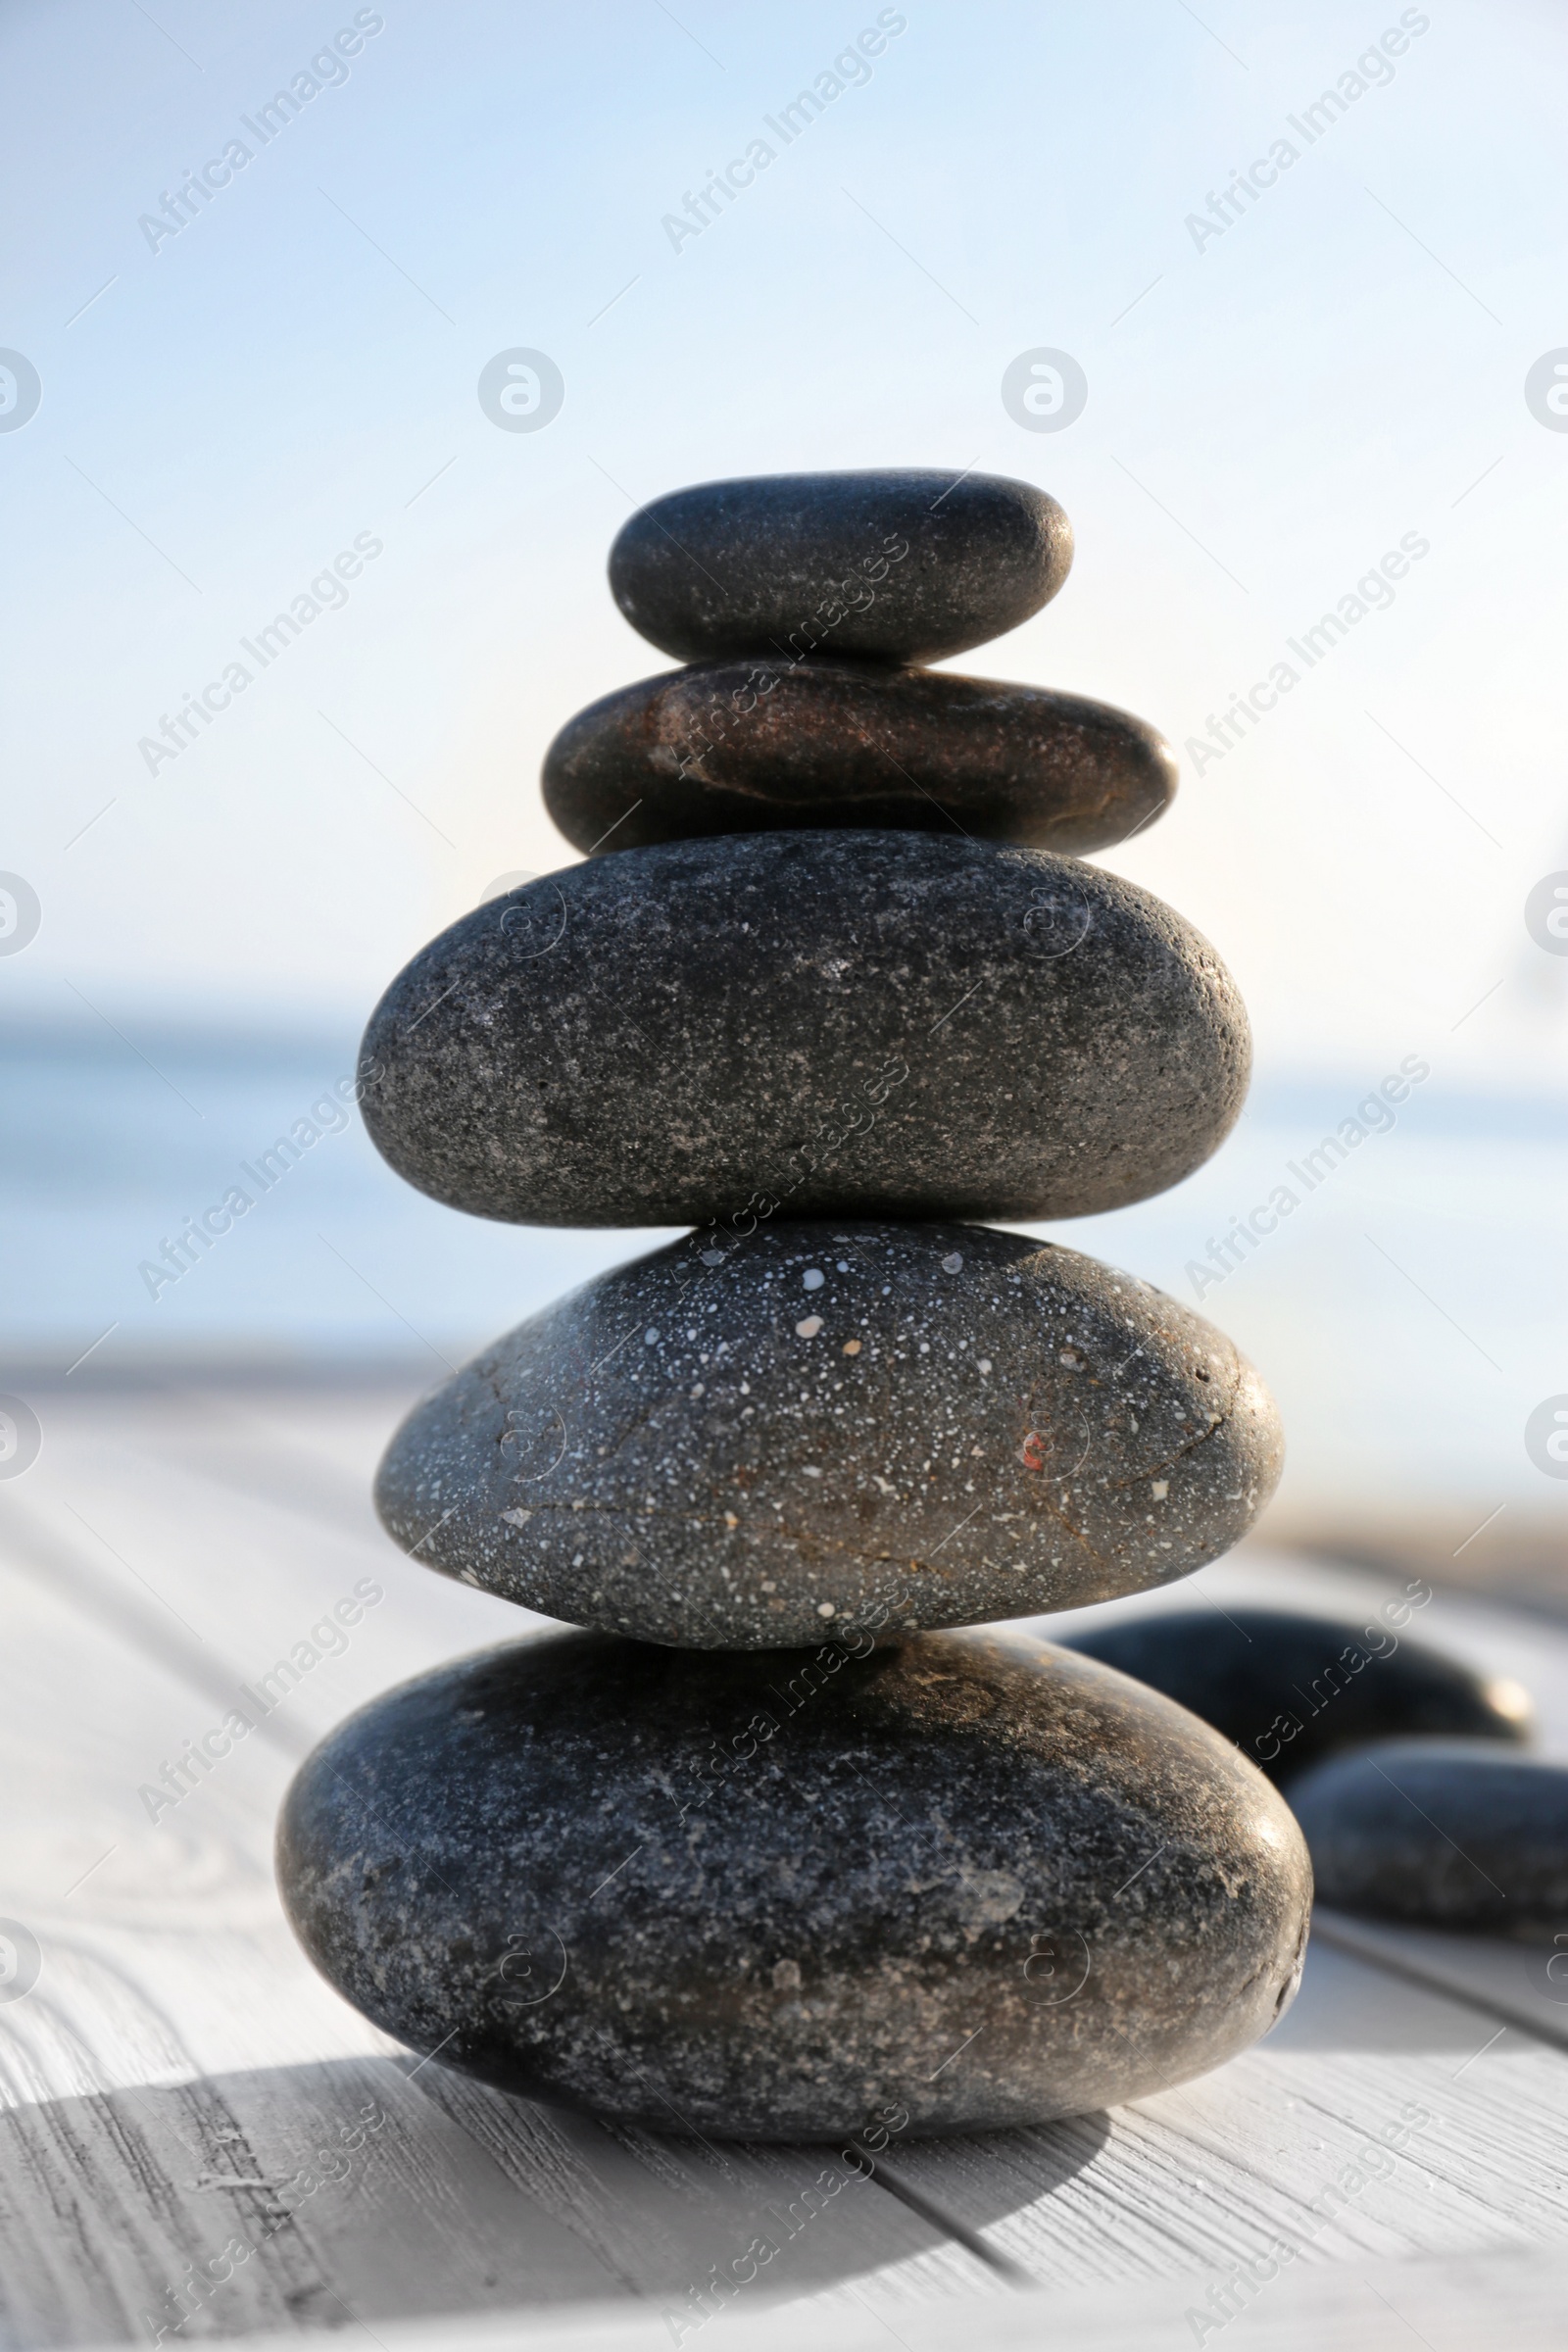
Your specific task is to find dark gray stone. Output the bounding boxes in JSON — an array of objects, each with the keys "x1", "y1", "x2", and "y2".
[
  {"x1": 1060, "y1": 1608, "x2": 1533, "y2": 1784},
  {"x1": 276, "y1": 1628, "x2": 1310, "y2": 2137},
  {"x1": 1289, "y1": 1740, "x2": 1568, "y2": 1933},
  {"x1": 376, "y1": 1220, "x2": 1283, "y2": 1648},
  {"x1": 607, "y1": 471, "x2": 1072, "y2": 666},
  {"x1": 542, "y1": 659, "x2": 1176, "y2": 858},
  {"x1": 358, "y1": 833, "x2": 1250, "y2": 1228}
]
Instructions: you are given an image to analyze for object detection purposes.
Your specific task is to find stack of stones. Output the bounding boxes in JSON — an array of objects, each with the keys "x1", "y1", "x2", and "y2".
[{"x1": 279, "y1": 470, "x2": 1314, "y2": 2141}]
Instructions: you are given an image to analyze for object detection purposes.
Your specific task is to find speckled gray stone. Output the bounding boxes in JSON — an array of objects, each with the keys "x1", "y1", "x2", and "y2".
[
  {"x1": 1060, "y1": 1608, "x2": 1533, "y2": 1784},
  {"x1": 608, "y1": 471, "x2": 1072, "y2": 666},
  {"x1": 358, "y1": 833, "x2": 1250, "y2": 1228},
  {"x1": 276, "y1": 1627, "x2": 1311, "y2": 2137},
  {"x1": 376, "y1": 1220, "x2": 1283, "y2": 1648},
  {"x1": 542, "y1": 659, "x2": 1176, "y2": 858},
  {"x1": 1289, "y1": 1740, "x2": 1568, "y2": 1934}
]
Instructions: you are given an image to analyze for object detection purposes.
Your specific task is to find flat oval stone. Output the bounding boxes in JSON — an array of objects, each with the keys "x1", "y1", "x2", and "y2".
[
  {"x1": 277, "y1": 1628, "x2": 1310, "y2": 2137},
  {"x1": 542, "y1": 659, "x2": 1176, "y2": 858},
  {"x1": 608, "y1": 471, "x2": 1072, "y2": 665},
  {"x1": 1060, "y1": 1608, "x2": 1532, "y2": 1784},
  {"x1": 376, "y1": 1220, "x2": 1283, "y2": 1648},
  {"x1": 358, "y1": 833, "x2": 1250, "y2": 1227},
  {"x1": 1289, "y1": 1740, "x2": 1568, "y2": 1933}
]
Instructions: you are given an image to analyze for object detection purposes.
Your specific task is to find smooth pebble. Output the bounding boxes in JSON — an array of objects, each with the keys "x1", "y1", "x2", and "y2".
[
  {"x1": 277, "y1": 1627, "x2": 1311, "y2": 2137},
  {"x1": 608, "y1": 469, "x2": 1072, "y2": 666},
  {"x1": 373, "y1": 1220, "x2": 1283, "y2": 1648},
  {"x1": 358, "y1": 833, "x2": 1250, "y2": 1229},
  {"x1": 1059, "y1": 1607, "x2": 1532, "y2": 1784},
  {"x1": 1290, "y1": 1740, "x2": 1568, "y2": 1934},
  {"x1": 542, "y1": 659, "x2": 1175, "y2": 857}
]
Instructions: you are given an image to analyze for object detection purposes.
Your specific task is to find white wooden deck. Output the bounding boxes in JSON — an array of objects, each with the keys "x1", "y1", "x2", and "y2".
[{"x1": 4, "y1": 1374, "x2": 1568, "y2": 2351}]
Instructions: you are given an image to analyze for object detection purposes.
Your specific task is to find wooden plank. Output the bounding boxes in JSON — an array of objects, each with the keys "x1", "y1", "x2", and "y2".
[
  {"x1": 406, "y1": 2068, "x2": 1004, "y2": 2313},
  {"x1": 0, "y1": 1389, "x2": 1001, "y2": 2343},
  {"x1": 10, "y1": 1378, "x2": 528, "y2": 1681},
  {"x1": 0, "y1": 1893, "x2": 998, "y2": 2339},
  {"x1": 0, "y1": 1486, "x2": 315, "y2": 1765},
  {"x1": 1312, "y1": 1908, "x2": 1568, "y2": 2055},
  {"x1": 0, "y1": 2050, "x2": 628, "y2": 2347},
  {"x1": 0, "y1": 1951, "x2": 997, "y2": 2346},
  {"x1": 883, "y1": 1934, "x2": 1568, "y2": 2283},
  {"x1": 0, "y1": 1564, "x2": 632, "y2": 2343},
  {"x1": 11, "y1": 1382, "x2": 1568, "y2": 2348}
]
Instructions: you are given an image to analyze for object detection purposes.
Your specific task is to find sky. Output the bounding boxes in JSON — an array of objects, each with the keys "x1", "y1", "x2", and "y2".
[
  {"x1": 3, "y1": 0, "x2": 1568, "y2": 1532},
  {"x1": 2, "y1": 0, "x2": 1565, "y2": 1072}
]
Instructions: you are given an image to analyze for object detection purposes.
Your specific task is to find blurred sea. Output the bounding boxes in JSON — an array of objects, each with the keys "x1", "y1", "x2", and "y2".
[{"x1": 4, "y1": 1019, "x2": 1566, "y2": 1538}]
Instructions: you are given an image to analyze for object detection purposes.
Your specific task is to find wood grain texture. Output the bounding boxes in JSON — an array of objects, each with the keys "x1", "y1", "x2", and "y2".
[
  {"x1": 1311, "y1": 1909, "x2": 1568, "y2": 2053},
  {"x1": 886, "y1": 1949, "x2": 1568, "y2": 2281},
  {"x1": 0, "y1": 1383, "x2": 993, "y2": 2345},
  {"x1": 6, "y1": 1382, "x2": 1568, "y2": 2347}
]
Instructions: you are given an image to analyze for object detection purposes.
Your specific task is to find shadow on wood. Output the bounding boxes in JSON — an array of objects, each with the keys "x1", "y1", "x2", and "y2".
[{"x1": 0, "y1": 2054, "x2": 1113, "y2": 2345}]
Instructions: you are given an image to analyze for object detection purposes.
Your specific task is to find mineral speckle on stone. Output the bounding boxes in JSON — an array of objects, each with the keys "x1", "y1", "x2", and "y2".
[
  {"x1": 275, "y1": 1627, "x2": 1311, "y2": 2138},
  {"x1": 374, "y1": 1220, "x2": 1283, "y2": 1648},
  {"x1": 1289, "y1": 1740, "x2": 1568, "y2": 1933},
  {"x1": 608, "y1": 470, "x2": 1072, "y2": 666},
  {"x1": 1060, "y1": 1607, "x2": 1533, "y2": 1784},
  {"x1": 357, "y1": 832, "x2": 1250, "y2": 1229},
  {"x1": 542, "y1": 659, "x2": 1177, "y2": 857}
]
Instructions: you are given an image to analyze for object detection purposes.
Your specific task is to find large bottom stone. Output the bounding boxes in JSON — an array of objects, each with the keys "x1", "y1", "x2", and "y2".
[
  {"x1": 1289, "y1": 1740, "x2": 1568, "y2": 1933},
  {"x1": 277, "y1": 1629, "x2": 1311, "y2": 2138}
]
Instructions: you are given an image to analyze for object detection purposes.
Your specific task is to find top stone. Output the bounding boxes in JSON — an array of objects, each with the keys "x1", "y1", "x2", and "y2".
[{"x1": 608, "y1": 470, "x2": 1073, "y2": 665}]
